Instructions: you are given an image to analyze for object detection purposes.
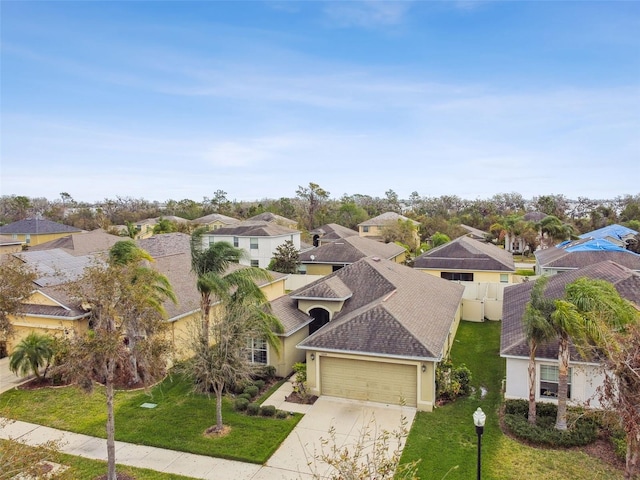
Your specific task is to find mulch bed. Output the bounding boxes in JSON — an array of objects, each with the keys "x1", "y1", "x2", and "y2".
[{"x1": 285, "y1": 391, "x2": 318, "y2": 405}]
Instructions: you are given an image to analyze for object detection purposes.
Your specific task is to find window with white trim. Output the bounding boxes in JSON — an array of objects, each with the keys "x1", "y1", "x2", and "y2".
[
  {"x1": 500, "y1": 274, "x2": 509, "y2": 283},
  {"x1": 233, "y1": 236, "x2": 239, "y2": 247},
  {"x1": 363, "y1": 226, "x2": 369, "y2": 233},
  {"x1": 250, "y1": 259, "x2": 259, "y2": 267},
  {"x1": 250, "y1": 237, "x2": 258, "y2": 249},
  {"x1": 540, "y1": 364, "x2": 572, "y2": 399},
  {"x1": 247, "y1": 338, "x2": 267, "y2": 364}
]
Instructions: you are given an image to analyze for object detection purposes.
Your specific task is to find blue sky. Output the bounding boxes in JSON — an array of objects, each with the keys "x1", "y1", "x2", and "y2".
[{"x1": 1, "y1": 1, "x2": 639, "y2": 203}]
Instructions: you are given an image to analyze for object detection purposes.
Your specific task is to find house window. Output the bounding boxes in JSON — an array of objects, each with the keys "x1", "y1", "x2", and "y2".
[
  {"x1": 540, "y1": 365, "x2": 572, "y2": 399},
  {"x1": 440, "y1": 272, "x2": 474, "y2": 281},
  {"x1": 250, "y1": 238, "x2": 258, "y2": 249},
  {"x1": 363, "y1": 226, "x2": 369, "y2": 233},
  {"x1": 207, "y1": 237, "x2": 214, "y2": 247},
  {"x1": 233, "y1": 236, "x2": 239, "y2": 247},
  {"x1": 247, "y1": 338, "x2": 267, "y2": 364},
  {"x1": 251, "y1": 259, "x2": 260, "y2": 267},
  {"x1": 25, "y1": 234, "x2": 31, "y2": 244},
  {"x1": 500, "y1": 274, "x2": 509, "y2": 283}
]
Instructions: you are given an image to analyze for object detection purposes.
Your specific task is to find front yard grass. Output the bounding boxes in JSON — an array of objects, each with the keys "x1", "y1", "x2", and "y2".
[
  {"x1": 401, "y1": 321, "x2": 624, "y2": 480},
  {"x1": 0, "y1": 374, "x2": 300, "y2": 464}
]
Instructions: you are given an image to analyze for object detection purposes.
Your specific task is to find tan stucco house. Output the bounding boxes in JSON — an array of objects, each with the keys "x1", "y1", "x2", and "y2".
[
  {"x1": 0, "y1": 218, "x2": 83, "y2": 247},
  {"x1": 191, "y1": 213, "x2": 240, "y2": 231},
  {"x1": 501, "y1": 260, "x2": 640, "y2": 408},
  {"x1": 299, "y1": 235, "x2": 407, "y2": 276},
  {"x1": 269, "y1": 256, "x2": 464, "y2": 411},
  {"x1": 309, "y1": 223, "x2": 359, "y2": 247},
  {"x1": 358, "y1": 212, "x2": 420, "y2": 244}
]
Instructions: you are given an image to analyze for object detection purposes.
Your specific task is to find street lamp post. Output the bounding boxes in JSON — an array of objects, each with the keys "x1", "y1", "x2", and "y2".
[{"x1": 473, "y1": 407, "x2": 486, "y2": 480}]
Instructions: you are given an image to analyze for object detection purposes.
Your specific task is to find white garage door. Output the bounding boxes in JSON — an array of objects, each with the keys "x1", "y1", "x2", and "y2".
[{"x1": 320, "y1": 356, "x2": 417, "y2": 407}]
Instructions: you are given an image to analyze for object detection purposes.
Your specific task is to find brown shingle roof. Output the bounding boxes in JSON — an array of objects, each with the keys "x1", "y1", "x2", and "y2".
[
  {"x1": 414, "y1": 235, "x2": 515, "y2": 272},
  {"x1": 310, "y1": 223, "x2": 358, "y2": 241},
  {"x1": 536, "y1": 248, "x2": 640, "y2": 272},
  {"x1": 290, "y1": 257, "x2": 464, "y2": 359},
  {"x1": 300, "y1": 236, "x2": 405, "y2": 264},
  {"x1": 137, "y1": 233, "x2": 191, "y2": 258},
  {"x1": 28, "y1": 229, "x2": 122, "y2": 255},
  {"x1": 192, "y1": 213, "x2": 240, "y2": 225},
  {"x1": 208, "y1": 221, "x2": 298, "y2": 237},
  {"x1": 358, "y1": 212, "x2": 419, "y2": 227},
  {"x1": 501, "y1": 261, "x2": 640, "y2": 361}
]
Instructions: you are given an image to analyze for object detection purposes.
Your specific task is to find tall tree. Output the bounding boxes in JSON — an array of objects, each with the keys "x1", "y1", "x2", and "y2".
[
  {"x1": 189, "y1": 293, "x2": 283, "y2": 433},
  {"x1": 268, "y1": 240, "x2": 300, "y2": 274},
  {"x1": 0, "y1": 260, "x2": 37, "y2": 343},
  {"x1": 190, "y1": 228, "x2": 273, "y2": 341},
  {"x1": 521, "y1": 277, "x2": 555, "y2": 425},
  {"x1": 296, "y1": 182, "x2": 330, "y2": 231},
  {"x1": 537, "y1": 215, "x2": 574, "y2": 248},
  {"x1": 63, "y1": 244, "x2": 175, "y2": 480}
]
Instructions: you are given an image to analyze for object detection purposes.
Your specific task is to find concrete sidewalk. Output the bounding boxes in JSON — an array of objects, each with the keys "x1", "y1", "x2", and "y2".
[{"x1": 0, "y1": 376, "x2": 416, "y2": 479}]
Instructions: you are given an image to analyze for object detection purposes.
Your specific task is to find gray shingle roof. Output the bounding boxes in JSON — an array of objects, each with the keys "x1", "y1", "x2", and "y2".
[
  {"x1": 0, "y1": 219, "x2": 82, "y2": 235},
  {"x1": 208, "y1": 221, "x2": 298, "y2": 237},
  {"x1": 535, "y1": 247, "x2": 640, "y2": 271},
  {"x1": 192, "y1": 213, "x2": 240, "y2": 225},
  {"x1": 414, "y1": 235, "x2": 515, "y2": 272},
  {"x1": 300, "y1": 236, "x2": 405, "y2": 264},
  {"x1": 246, "y1": 212, "x2": 297, "y2": 226},
  {"x1": 137, "y1": 233, "x2": 191, "y2": 258},
  {"x1": 288, "y1": 257, "x2": 464, "y2": 359},
  {"x1": 501, "y1": 261, "x2": 640, "y2": 361},
  {"x1": 292, "y1": 276, "x2": 353, "y2": 300},
  {"x1": 310, "y1": 223, "x2": 359, "y2": 241}
]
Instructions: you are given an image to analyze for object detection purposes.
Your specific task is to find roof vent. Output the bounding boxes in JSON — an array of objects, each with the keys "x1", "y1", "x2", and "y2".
[{"x1": 372, "y1": 256, "x2": 381, "y2": 262}]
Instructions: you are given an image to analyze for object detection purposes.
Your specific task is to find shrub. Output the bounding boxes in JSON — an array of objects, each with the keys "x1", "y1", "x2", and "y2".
[
  {"x1": 234, "y1": 397, "x2": 249, "y2": 411},
  {"x1": 246, "y1": 402, "x2": 260, "y2": 416},
  {"x1": 503, "y1": 400, "x2": 598, "y2": 447},
  {"x1": 253, "y1": 379, "x2": 265, "y2": 390},
  {"x1": 260, "y1": 405, "x2": 276, "y2": 417},
  {"x1": 254, "y1": 365, "x2": 276, "y2": 380},
  {"x1": 238, "y1": 392, "x2": 252, "y2": 401},
  {"x1": 275, "y1": 410, "x2": 288, "y2": 419},
  {"x1": 436, "y1": 360, "x2": 472, "y2": 402},
  {"x1": 244, "y1": 385, "x2": 259, "y2": 398}
]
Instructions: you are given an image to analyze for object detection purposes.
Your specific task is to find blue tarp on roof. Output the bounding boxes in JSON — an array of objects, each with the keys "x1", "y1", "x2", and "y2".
[
  {"x1": 579, "y1": 224, "x2": 637, "y2": 241},
  {"x1": 564, "y1": 238, "x2": 630, "y2": 253}
]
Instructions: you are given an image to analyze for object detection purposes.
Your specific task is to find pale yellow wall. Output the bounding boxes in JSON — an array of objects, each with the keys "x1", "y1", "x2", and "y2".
[
  {"x1": 14, "y1": 232, "x2": 74, "y2": 247},
  {"x1": 261, "y1": 278, "x2": 287, "y2": 301},
  {"x1": 393, "y1": 252, "x2": 406, "y2": 264},
  {"x1": 270, "y1": 326, "x2": 308, "y2": 378},
  {"x1": 6, "y1": 315, "x2": 88, "y2": 354},
  {"x1": 24, "y1": 291, "x2": 61, "y2": 307},
  {"x1": 420, "y1": 269, "x2": 512, "y2": 283},
  {"x1": 305, "y1": 264, "x2": 333, "y2": 276},
  {"x1": 419, "y1": 361, "x2": 435, "y2": 412},
  {"x1": 296, "y1": 299, "x2": 345, "y2": 317},
  {"x1": 358, "y1": 226, "x2": 381, "y2": 237}
]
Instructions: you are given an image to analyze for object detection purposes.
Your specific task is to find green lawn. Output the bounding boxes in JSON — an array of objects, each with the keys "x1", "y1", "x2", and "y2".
[
  {"x1": 0, "y1": 374, "x2": 300, "y2": 464},
  {"x1": 401, "y1": 321, "x2": 624, "y2": 480}
]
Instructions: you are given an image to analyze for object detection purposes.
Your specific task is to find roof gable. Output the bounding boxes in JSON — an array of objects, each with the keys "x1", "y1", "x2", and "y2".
[
  {"x1": 300, "y1": 236, "x2": 405, "y2": 264},
  {"x1": 0, "y1": 219, "x2": 82, "y2": 235},
  {"x1": 358, "y1": 212, "x2": 419, "y2": 227},
  {"x1": 414, "y1": 235, "x2": 515, "y2": 272}
]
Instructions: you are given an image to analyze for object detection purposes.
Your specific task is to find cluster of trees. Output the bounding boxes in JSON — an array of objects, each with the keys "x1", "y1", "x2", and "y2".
[
  {"x1": 523, "y1": 277, "x2": 640, "y2": 478},
  {"x1": 2, "y1": 189, "x2": 639, "y2": 246}
]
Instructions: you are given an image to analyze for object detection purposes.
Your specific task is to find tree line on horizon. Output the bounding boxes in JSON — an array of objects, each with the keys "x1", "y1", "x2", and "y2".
[{"x1": 1, "y1": 187, "x2": 639, "y2": 249}]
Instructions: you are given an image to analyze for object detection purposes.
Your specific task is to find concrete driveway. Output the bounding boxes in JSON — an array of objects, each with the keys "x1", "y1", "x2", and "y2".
[
  {"x1": 260, "y1": 385, "x2": 417, "y2": 479},
  {"x1": 0, "y1": 357, "x2": 31, "y2": 394}
]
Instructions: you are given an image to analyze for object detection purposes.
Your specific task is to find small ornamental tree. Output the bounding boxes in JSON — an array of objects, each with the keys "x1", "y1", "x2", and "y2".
[
  {"x1": 268, "y1": 240, "x2": 300, "y2": 274},
  {"x1": 0, "y1": 259, "x2": 37, "y2": 340},
  {"x1": 9, "y1": 332, "x2": 54, "y2": 380}
]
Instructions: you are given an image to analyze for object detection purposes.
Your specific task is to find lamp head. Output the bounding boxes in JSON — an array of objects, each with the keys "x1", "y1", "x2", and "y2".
[{"x1": 473, "y1": 407, "x2": 486, "y2": 427}]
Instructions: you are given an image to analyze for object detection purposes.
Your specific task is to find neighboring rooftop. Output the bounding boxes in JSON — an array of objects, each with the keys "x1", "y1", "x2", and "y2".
[
  {"x1": 501, "y1": 261, "x2": 640, "y2": 362},
  {"x1": 414, "y1": 235, "x2": 515, "y2": 272},
  {"x1": 300, "y1": 235, "x2": 405, "y2": 264},
  {"x1": 0, "y1": 218, "x2": 82, "y2": 235},
  {"x1": 310, "y1": 223, "x2": 358, "y2": 243},
  {"x1": 191, "y1": 213, "x2": 240, "y2": 225},
  {"x1": 358, "y1": 212, "x2": 419, "y2": 227},
  {"x1": 207, "y1": 221, "x2": 299, "y2": 237},
  {"x1": 27, "y1": 229, "x2": 122, "y2": 255},
  {"x1": 579, "y1": 224, "x2": 637, "y2": 242}
]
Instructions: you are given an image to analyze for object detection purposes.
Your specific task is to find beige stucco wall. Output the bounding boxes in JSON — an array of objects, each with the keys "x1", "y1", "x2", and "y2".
[
  {"x1": 6, "y1": 315, "x2": 88, "y2": 354},
  {"x1": 421, "y1": 269, "x2": 513, "y2": 283},
  {"x1": 261, "y1": 278, "x2": 287, "y2": 301},
  {"x1": 305, "y1": 264, "x2": 334, "y2": 276},
  {"x1": 13, "y1": 232, "x2": 75, "y2": 247},
  {"x1": 270, "y1": 326, "x2": 309, "y2": 378},
  {"x1": 296, "y1": 299, "x2": 345, "y2": 317}
]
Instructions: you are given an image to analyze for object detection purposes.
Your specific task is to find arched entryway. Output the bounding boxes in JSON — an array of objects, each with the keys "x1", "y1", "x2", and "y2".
[{"x1": 309, "y1": 307, "x2": 330, "y2": 334}]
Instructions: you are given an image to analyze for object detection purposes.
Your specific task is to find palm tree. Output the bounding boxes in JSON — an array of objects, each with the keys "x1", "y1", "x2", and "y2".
[
  {"x1": 537, "y1": 216, "x2": 574, "y2": 248},
  {"x1": 108, "y1": 240, "x2": 177, "y2": 384},
  {"x1": 522, "y1": 277, "x2": 555, "y2": 425},
  {"x1": 190, "y1": 228, "x2": 272, "y2": 341},
  {"x1": 9, "y1": 332, "x2": 54, "y2": 380}
]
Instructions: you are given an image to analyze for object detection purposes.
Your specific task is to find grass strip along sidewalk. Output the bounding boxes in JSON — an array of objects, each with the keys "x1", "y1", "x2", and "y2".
[{"x1": 0, "y1": 374, "x2": 301, "y2": 464}]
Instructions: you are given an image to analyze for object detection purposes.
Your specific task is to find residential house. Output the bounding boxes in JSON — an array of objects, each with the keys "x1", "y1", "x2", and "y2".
[
  {"x1": 269, "y1": 256, "x2": 464, "y2": 411},
  {"x1": 460, "y1": 224, "x2": 489, "y2": 242},
  {"x1": 309, "y1": 223, "x2": 358, "y2": 247},
  {"x1": 27, "y1": 229, "x2": 123, "y2": 255},
  {"x1": 535, "y1": 238, "x2": 640, "y2": 275},
  {"x1": 191, "y1": 213, "x2": 240, "y2": 231},
  {"x1": 0, "y1": 218, "x2": 83, "y2": 247},
  {"x1": 299, "y1": 235, "x2": 407, "y2": 276},
  {"x1": 0, "y1": 235, "x2": 24, "y2": 255},
  {"x1": 357, "y1": 212, "x2": 420, "y2": 244},
  {"x1": 203, "y1": 221, "x2": 301, "y2": 269},
  {"x1": 500, "y1": 261, "x2": 640, "y2": 408},
  {"x1": 414, "y1": 235, "x2": 516, "y2": 321},
  {"x1": 127, "y1": 216, "x2": 190, "y2": 239},
  {"x1": 2, "y1": 233, "x2": 288, "y2": 363},
  {"x1": 578, "y1": 224, "x2": 637, "y2": 249}
]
